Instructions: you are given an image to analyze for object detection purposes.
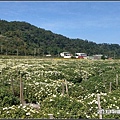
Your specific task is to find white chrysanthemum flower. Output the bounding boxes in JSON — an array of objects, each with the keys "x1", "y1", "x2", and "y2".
[
  {"x1": 22, "y1": 106, "x2": 26, "y2": 109},
  {"x1": 112, "y1": 104, "x2": 115, "y2": 106},
  {"x1": 53, "y1": 94, "x2": 56, "y2": 97},
  {"x1": 95, "y1": 101, "x2": 98, "y2": 104},
  {"x1": 3, "y1": 107, "x2": 8, "y2": 110},
  {"x1": 113, "y1": 97, "x2": 116, "y2": 100},
  {"x1": 18, "y1": 105, "x2": 21, "y2": 108},
  {"x1": 35, "y1": 82, "x2": 39, "y2": 85},
  {"x1": 50, "y1": 99, "x2": 53, "y2": 101},
  {"x1": 66, "y1": 112, "x2": 69, "y2": 114},
  {"x1": 7, "y1": 111, "x2": 9, "y2": 114},
  {"x1": 86, "y1": 115, "x2": 90, "y2": 118},
  {"x1": 116, "y1": 106, "x2": 119, "y2": 109},
  {"x1": 30, "y1": 109, "x2": 35, "y2": 113},
  {"x1": 103, "y1": 99, "x2": 107, "y2": 102},
  {"x1": 26, "y1": 112, "x2": 31, "y2": 115}
]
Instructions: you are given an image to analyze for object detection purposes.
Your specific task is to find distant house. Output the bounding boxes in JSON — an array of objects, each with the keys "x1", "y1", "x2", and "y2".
[
  {"x1": 75, "y1": 53, "x2": 87, "y2": 59},
  {"x1": 60, "y1": 52, "x2": 72, "y2": 58},
  {"x1": 93, "y1": 54, "x2": 103, "y2": 60},
  {"x1": 46, "y1": 54, "x2": 51, "y2": 57}
]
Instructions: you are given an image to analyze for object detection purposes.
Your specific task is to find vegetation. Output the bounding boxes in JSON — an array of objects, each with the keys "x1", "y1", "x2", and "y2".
[
  {"x1": 0, "y1": 19, "x2": 120, "y2": 58},
  {"x1": 0, "y1": 57, "x2": 120, "y2": 118}
]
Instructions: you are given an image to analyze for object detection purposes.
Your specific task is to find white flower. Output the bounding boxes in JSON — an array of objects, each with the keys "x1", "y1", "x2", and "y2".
[
  {"x1": 86, "y1": 115, "x2": 90, "y2": 118},
  {"x1": 18, "y1": 105, "x2": 21, "y2": 108},
  {"x1": 53, "y1": 94, "x2": 56, "y2": 97},
  {"x1": 50, "y1": 99, "x2": 53, "y2": 101},
  {"x1": 116, "y1": 106, "x2": 119, "y2": 109},
  {"x1": 22, "y1": 105, "x2": 26, "y2": 109},
  {"x1": 112, "y1": 104, "x2": 115, "y2": 106},
  {"x1": 95, "y1": 101, "x2": 98, "y2": 104},
  {"x1": 30, "y1": 109, "x2": 35, "y2": 113},
  {"x1": 66, "y1": 112, "x2": 69, "y2": 114},
  {"x1": 103, "y1": 99, "x2": 106, "y2": 102},
  {"x1": 20, "y1": 104, "x2": 23, "y2": 106},
  {"x1": 113, "y1": 97, "x2": 116, "y2": 100},
  {"x1": 26, "y1": 112, "x2": 31, "y2": 115},
  {"x1": 27, "y1": 107, "x2": 30, "y2": 110},
  {"x1": 91, "y1": 93, "x2": 95, "y2": 97},
  {"x1": 3, "y1": 107, "x2": 8, "y2": 110},
  {"x1": 35, "y1": 82, "x2": 39, "y2": 85},
  {"x1": 45, "y1": 79, "x2": 48, "y2": 82},
  {"x1": 7, "y1": 111, "x2": 9, "y2": 114},
  {"x1": 89, "y1": 108, "x2": 92, "y2": 111}
]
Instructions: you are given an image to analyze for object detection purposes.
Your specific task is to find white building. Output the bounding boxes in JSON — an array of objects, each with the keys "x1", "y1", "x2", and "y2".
[
  {"x1": 75, "y1": 53, "x2": 87, "y2": 59},
  {"x1": 60, "y1": 52, "x2": 72, "y2": 58},
  {"x1": 93, "y1": 54, "x2": 103, "y2": 59}
]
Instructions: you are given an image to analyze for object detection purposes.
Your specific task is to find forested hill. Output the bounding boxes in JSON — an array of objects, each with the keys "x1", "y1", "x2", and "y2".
[{"x1": 0, "y1": 19, "x2": 120, "y2": 58}]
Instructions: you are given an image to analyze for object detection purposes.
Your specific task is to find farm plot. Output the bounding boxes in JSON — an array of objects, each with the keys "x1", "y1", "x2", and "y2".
[{"x1": 0, "y1": 58, "x2": 120, "y2": 118}]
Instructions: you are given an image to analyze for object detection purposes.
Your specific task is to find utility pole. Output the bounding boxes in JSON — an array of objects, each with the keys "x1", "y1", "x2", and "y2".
[
  {"x1": 16, "y1": 49, "x2": 18, "y2": 56},
  {"x1": 37, "y1": 48, "x2": 40, "y2": 56},
  {"x1": 114, "y1": 51, "x2": 115, "y2": 59},
  {"x1": 34, "y1": 48, "x2": 36, "y2": 57},
  {"x1": 1, "y1": 45, "x2": 3, "y2": 54},
  {"x1": 6, "y1": 49, "x2": 8, "y2": 55},
  {"x1": 57, "y1": 51, "x2": 59, "y2": 57},
  {"x1": 43, "y1": 51, "x2": 44, "y2": 57},
  {"x1": 24, "y1": 43, "x2": 26, "y2": 56}
]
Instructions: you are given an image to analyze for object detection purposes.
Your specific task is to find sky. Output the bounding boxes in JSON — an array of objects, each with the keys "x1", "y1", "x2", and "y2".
[{"x1": 0, "y1": 1, "x2": 120, "y2": 44}]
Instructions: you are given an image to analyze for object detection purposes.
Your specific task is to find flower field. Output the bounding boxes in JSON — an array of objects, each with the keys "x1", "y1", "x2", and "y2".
[{"x1": 0, "y1": 58, "x2": 120, "y2": 118}]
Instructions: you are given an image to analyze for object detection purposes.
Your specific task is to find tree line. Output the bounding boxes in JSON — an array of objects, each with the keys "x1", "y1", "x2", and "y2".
[{"x1": 0, "y1": 19, "x2": 120, "y2": 58}]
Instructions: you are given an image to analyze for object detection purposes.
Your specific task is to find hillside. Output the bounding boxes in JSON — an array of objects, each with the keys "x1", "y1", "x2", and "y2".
[{"x1": 0, "y1": 19, "x2": 120, "y2": 58}]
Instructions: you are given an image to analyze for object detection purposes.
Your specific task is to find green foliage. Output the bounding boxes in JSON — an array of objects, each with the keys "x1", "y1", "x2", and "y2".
[
  {"x1": 40, "y1": 95, "x2": 84, "y2": 118},
  {"x1": 0, "y1": 20, "x2": 120, "y2": 58},
  {"x1": 0, "y1": 58, "x2": 120, "y2": 118}
]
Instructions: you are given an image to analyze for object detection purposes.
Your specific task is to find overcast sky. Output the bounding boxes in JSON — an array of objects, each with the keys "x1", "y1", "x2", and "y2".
[{"x1": 0, "y1": 1, "x2": 120, "y2": 44}]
